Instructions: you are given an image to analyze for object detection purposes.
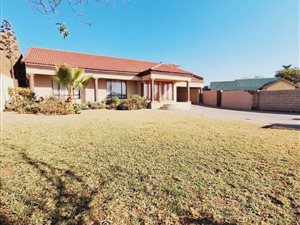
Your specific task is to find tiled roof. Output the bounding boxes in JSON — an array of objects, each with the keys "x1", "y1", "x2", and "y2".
[
  {"x1": 150, "y1": 64, "x2": 193, "y2": 75},
  {"x1": 23, "y1": 47, "x2": 202, "y2": 80},
  {"x1": 211, "y1": 78, "x2": 278, "y2": 91},
  {"x1": 211, "y1": 81, "x2": 238, "y2": 91}
]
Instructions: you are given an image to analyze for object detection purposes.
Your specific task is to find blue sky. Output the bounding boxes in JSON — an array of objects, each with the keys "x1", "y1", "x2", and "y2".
[{"x1": 1, "y1": 0, "x2": 299, "y2": 83}]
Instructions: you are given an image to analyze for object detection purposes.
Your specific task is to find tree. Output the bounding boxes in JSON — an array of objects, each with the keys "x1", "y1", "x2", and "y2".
[
  {"x1": 54, "y1": 65, "x2": 93, "y2": 102},
  {"x1": 28, "y1": 0, "x2": 116, "y2": 38},
  {"x1": 56, "y1": 23, "x2": 69, "y2": 39},
  {"x1": 1, "y1": 20, "x2": 16, "y2": 79},
  {"x1": 275, "y1": 65, "x2": 300, "y2": 85}
]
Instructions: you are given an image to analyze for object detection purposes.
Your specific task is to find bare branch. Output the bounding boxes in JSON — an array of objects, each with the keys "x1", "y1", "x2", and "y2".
[
  {"x1": 29, "y1": 0, "x2": 116, "y2": 16},
  {"x1": 28, "y1": 0, "x2": 123, "y2": 37}
]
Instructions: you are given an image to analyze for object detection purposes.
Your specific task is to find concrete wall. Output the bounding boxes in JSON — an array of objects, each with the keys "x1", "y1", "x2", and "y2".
[
  {"x1": 85, "y1": 81, "x2": 95, "y2": 102},
  {"x1": 257, "y1": 89, "x2": 300, "y2": 112},
  {"x1": 221, "y1": 91, "x2": 253, "y2": 110},
  {"x1": 127, "y1": 80, "x2": 138, "y2": 97},
  {"x1": 98, "y1": 79, "x2": 107, "y2": 101},
  {"x1": 85, "y1": 79, "x2": 107, "y2": 102},
  {"x1": 0, "y1": 74, "x2": 14, "y2": 111},
  {"x1": 202, "y1": 91, "x2": 218, "y2": 106},
  {"x1": 136, "y1": 82, "x2": 142, "y2": 96}
]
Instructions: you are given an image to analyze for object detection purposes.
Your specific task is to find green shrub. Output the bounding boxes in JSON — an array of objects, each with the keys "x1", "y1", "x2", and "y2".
[
  {"x1": 73, "y1": 104, "x2": 82, "y2": 114},
  {"x1": 88, "y1": 101, "x2": 106, "y2": 110},
  {"x1": 8, "y1": 87, "x2": 35, "y2": 100},
  {"x1": 6, "y1": 88, "x2": 79, "y2": 115},
  {"x1": 106, "y1": 97, "x2": 121, "y2": 109},
  {"x1": 38, "y1": 97, "x2": 74, "y2": 115},
  {"x1": 6, "y1": 88, "x2": 36, "y2": 113},
  {"x1": 20, "y1": 102, "x2": 39, "y2": 114},
  {"x1": 128, "y1": 95, "x2": 147, "y2": 110},
  {"x1": 74, "y1": 103, "x2": 89, "y2": 111},
  {"x1": 116, "y1": 95, "x2": 147, "y2": 110},
  {"x1": 117, "y1": 100, "x2": 130, "y2": 110},
  {"x1": 15, "y1": 103, "x2": 39, "y2": 114}
]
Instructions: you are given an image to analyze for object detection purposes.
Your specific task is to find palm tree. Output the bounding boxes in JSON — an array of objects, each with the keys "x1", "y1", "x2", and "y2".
[
  {"x1": 54, "y1": 65, "x2": 93, "y2": 102},
  {"x1": 275, "y1": 65, "x2": 300, "y2": 85}
]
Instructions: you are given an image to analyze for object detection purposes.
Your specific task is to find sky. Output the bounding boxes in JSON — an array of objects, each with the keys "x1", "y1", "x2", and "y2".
[{"x1": 1, "y1": 0, "x2": 299, "y2": 84}]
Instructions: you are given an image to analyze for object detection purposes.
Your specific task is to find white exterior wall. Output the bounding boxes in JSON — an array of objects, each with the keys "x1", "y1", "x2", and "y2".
[
  {"x1": 34, "y1": 75, "x2": 53, "y2": 98},
  {"x1": 85, "y1": 81, "x2": 95, "y2": 102},
  {"x1": 1, "y1": 74, "x2": 14, "y2": 111},
  {"x1": 127, "y1": 80, "x2": 138, "y2": 97},
  {"x1": 98, "y1": 79, "x2": 107, "y2": 101},
  {"x1": 25, "y1": 65, "x2": 204, "y2": 104},
  {"x1": 176, "y1": 81, "x2": 204, "y2": 88}
]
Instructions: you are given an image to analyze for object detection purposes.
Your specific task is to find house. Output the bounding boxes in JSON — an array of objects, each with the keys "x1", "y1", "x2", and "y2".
[
  {"x1": 202, "y1": 77, "x2": 299, "y2": 111},
  {"x1": 210, "y1": 78, "x2": 297, "y2": 91},
  {"x1": 22, "y1": 47, "x2": 204, "y2": 109}
]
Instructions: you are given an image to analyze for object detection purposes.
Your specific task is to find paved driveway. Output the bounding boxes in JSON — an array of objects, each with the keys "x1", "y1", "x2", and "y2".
[{"x1": 179, "y1": 105, "x2": 300, "y2": 128}]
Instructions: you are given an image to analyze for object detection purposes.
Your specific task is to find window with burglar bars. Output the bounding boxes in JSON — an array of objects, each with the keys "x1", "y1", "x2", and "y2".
[
  {"x1": 106, "y1": 80, "x2": 127, "y2": 99},
  {"x1": 52, "y1": 81, "x2": 80, "y2": 99}
]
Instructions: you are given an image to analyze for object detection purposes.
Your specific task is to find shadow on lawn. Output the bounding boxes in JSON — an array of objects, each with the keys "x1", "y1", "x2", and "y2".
[
  {"x1": 181, "y1": 217, "x2": 236, "y2": 225},
  {"x1": 262, "y1": 123, "x2": 300, "y2": 131},
  {"x1": 20, "y1": 152, "x2": 99, "y2": 224},
  {"x1": 0, "y1": 214, "x2": 12, "y2": 225}
]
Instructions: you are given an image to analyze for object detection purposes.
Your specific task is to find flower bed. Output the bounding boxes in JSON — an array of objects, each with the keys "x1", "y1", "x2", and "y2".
[{"x1": 5, "y1": 88, "x2": 148, "y2": 115}]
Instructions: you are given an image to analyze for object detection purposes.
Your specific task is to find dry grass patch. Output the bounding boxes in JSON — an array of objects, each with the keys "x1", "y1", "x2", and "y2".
[{"x1": 0, "y1": 110, "x2": 299, "y2": 225}]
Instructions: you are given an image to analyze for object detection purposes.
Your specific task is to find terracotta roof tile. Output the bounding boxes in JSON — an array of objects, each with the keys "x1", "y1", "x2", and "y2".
[
  {"x1": 23, "y1": 47, "x2": 158, "y2": 73},
  {"x1": 150, "y1": 64, "x2": 193, "y2": 75},
  {"x1": 23, "y1": 47, "x2": 203, "y2": 80}
]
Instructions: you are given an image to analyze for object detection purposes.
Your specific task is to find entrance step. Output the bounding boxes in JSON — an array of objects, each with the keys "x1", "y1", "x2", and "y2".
[{"x1": 160, "y1": 102, "x2": 191, "y2": 110}]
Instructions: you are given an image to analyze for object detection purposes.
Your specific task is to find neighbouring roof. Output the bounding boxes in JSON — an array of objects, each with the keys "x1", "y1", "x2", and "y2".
[
  {"x1": 260, "y1": 79, "x2": 298, "y2": 89},
  {"x1": 210, "y1": 78, "x2": 279, "y2": 91},
  {"x1": 23, "y1": 47, "x2": 203, "y2": 80}
]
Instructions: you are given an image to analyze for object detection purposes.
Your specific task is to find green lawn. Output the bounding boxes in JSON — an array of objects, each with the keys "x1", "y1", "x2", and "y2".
[{"x1": 1, "y1": 110, "x2": 299, "y2": 225}]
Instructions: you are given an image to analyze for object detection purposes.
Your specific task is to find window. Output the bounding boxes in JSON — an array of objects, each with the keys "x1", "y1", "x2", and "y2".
[
  {"x1": 107, "y1": 80, "x2": 127, "y2": 99},
  {"x1": 52, "y1": 80, "x2": 80, "y2": 99}
]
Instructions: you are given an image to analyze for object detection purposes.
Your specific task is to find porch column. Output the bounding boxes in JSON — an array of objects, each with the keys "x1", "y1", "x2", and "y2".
[
  {"x1": 186, "y1": 81, "x2": 190, "y2": 102},
  {"x1": 80, "y1": 87, "x2": 86, "y2": 103},
  {"x1": 172, "y1": 82, "x2": 175, "y2": 101},
  {"x1": 151, "y1": 79, "x2": 155, "y2": 102},
  {"x1": 28, "y1": 74, "x2": 35, "y2": 91},
  {"x1": 158, "y1": 82, "x2": 161, "y2": 101},
  {"x1": 94, "y1": 77, "x2": 98, "y2": 102}
]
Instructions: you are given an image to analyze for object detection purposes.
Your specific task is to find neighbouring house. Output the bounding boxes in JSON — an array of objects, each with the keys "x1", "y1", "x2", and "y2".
[
  {"x1": 210, "y1": 77, "x2": 297, "y2": 91},
  {"x1": 22, "y1": 47, "x2": 204, "y2": 109},
  {"x1": 202, "y1": 78, "x2": 299, "y2": 112}
]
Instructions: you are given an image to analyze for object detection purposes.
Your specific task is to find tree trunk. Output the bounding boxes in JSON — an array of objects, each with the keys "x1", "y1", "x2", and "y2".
[{"x1": 67, "y1": 88, "x2": 73, "y2": 103}]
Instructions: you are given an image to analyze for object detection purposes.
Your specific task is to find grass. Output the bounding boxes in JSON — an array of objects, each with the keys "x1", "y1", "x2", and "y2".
[{"x1": 0, "y1": 109, "x2": 299, "y2": 225}]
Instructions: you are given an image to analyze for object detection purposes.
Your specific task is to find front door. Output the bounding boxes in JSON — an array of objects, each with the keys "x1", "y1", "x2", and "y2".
[{"x1": 142, "y1": 81, "x2": 173, "y2": 101}]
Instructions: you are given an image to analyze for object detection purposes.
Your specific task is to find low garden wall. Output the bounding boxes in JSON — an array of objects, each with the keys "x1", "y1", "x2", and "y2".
[
  {"x1": 221, "y1": 91, "x2": 253, "y2": 110},
  {"x1": 202, "y1": 89, "x2": 300, "y2": 112},
  {"x1": 257, "y1": 89, "x2": 300, "y2": 112},
  {"x1": 202, "y1": 90, "x2": 217, "y2": 106}
]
